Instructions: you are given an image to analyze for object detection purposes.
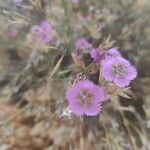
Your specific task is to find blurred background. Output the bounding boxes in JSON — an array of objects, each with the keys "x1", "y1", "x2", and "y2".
[{"x1": 0, "y1": 0, "x2": 150, "y2": 149}]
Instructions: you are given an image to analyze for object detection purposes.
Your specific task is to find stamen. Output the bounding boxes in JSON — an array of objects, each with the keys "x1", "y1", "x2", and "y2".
[
  {"x1": 112, "y1": 64, "x2": 127, "y2": 77},
  {"x1": 77, "y1": 89, "x2": 93, "y2": 106}
]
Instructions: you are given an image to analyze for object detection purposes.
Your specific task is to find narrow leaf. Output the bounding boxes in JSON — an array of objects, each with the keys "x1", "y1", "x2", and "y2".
[
  {"x1": 50, "y1": 55, "x2": 64, "y2": 78},
  {"x1": 58, "y1": 70, "x2": 71, "y2": 77}
]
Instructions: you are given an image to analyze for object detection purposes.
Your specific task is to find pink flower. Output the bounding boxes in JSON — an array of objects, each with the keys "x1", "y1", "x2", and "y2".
[
  {"x1": 8, "y1": 26, "x2": 19, "y2": 38},
  {"x1": 90, "y1": 48, "x2": 105, "y2": 64},
  {"x1": 101, "y1": 57, "x2": 137, "y2": 87},
  {"x1": 71, "y1": 0, "x2": 80, "y2": 4},
  {"x1": 66, "y1": 80, "x2": 108, "y2": 116},
  {"x1": 90, "y1": 47, "x2": 120, "y2": 64},
  {"x1": 14, "y1": 0, "x2": 23, "y2": 7},
  {"x1": 75, "y1": 38, "x2": 92, "y2": 59},
  {"x1": 75, "y1": 38, "x2": 92, "y2": 50},
  {"x1": 106, "y1": 47, "x2": 121, "y2": 58},
  {"x1": 31, "y1": 21, "x2": 52, "y2": 44},
  {"x1": 44, "y1": 0, "x2": 48, "y2": 4}
]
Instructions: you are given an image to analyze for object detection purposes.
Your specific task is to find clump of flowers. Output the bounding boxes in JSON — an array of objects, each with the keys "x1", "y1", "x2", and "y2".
[
  {"x1": 90, "y1": 47, "x2": 121, "y2": 64},
  {"x1": 65, "y1": 42, "x2": 137, "y2": 117},
  {"x1": 66, "y1": 79, "x2": 107, "y2": 116},
  {"x1": 31, "y1": 21, "x2": 53, "y2": 44}
]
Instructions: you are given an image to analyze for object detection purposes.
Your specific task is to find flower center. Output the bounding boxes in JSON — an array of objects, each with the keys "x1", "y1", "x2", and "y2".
[
  {"x1": 112, "y1": 64, "x2": 127, "y2": 77},
  {"x1": 77, "y1": 89, "x2": 93, "y2": 107}
]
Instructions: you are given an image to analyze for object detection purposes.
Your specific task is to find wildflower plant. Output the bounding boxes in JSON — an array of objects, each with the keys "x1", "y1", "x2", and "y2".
[
  {"x1": 2, "y1": 0, "x2": 138, "y2": 120},
  {"x1": 1, "y1": 0, "x2": 147, "y2": 149},
  {"x1": 66, "y1": 44, "x2": 137, "y2": 117}
]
